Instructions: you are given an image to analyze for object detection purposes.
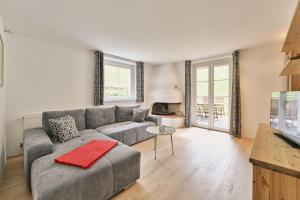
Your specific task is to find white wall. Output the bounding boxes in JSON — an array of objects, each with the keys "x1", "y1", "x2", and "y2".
[
  {"x1": 0, "y1": 11, "x2": 6, "y2": 182},
  {"x1": 147, "y1": 63, "x2": 184, "y2": 108},
  {"x1": 174, "y1": 61, "x2": 185, "y2": 96},
  {"x1": 5, "y1": 34, "x2": 153, "y2": 156},
  {"x1": 240, "y1": 42, "x2": 287, "y2": 139},
  {"x1": 5, "y1": 34, "x2": 94, "y2": 156}
]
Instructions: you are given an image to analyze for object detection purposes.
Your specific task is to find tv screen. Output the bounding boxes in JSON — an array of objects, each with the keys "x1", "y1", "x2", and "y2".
[{"x1": 270, "y1": 91, "x2": 300, "y2": 145}]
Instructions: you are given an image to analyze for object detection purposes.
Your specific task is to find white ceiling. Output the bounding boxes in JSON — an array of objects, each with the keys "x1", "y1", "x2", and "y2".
[{"x1": 0, "y1": 0, "x2": 298, "y2": 63}]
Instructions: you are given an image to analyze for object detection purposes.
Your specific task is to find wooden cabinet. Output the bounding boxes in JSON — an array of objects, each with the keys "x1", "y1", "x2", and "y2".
[
  {"x1": 253, "y1": 166, "x2": 300, "y2": 200},
  {"x1": 291, "y1": 75, "x2": 300, "y2": 90},
  {"x1": 282, "y1": 1, "x2": 300, "y2": 56},
  {"x1": 282, "y1": 2, "x2": 300, "y2": 89},
  {"x1": 250, "y1": 124, "x2": 300, "y2": 200}
]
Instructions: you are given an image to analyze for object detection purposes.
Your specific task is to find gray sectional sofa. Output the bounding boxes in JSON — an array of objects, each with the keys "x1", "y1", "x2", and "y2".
[{"x1": 23, "y1": 105, "x2": 159, "y2": 200}]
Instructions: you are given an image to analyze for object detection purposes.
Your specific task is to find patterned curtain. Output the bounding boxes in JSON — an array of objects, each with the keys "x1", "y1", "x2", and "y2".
[
  {"x1": 230, "y1": 51, "x2": 241, "y2": 137},
  {"x1": 94, "y1": 51, "x2": 104, "y2": 105},
  {"x1": 136, "y1": 62, "x2": 144, "y2": 102},
  {"x1": 185, "y1": 60, "x2": 192, "y2": 127}
]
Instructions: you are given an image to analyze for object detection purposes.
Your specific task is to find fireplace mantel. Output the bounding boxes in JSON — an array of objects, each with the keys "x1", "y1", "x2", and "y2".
[{"x1": 152, "y1": 114, "x2": 185, "y2": 128}]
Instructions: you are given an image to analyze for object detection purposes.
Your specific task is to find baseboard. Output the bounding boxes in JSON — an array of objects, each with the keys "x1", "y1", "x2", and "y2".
[{"x1": 124, "y1": 181, "x2": 136, "y2": 190}]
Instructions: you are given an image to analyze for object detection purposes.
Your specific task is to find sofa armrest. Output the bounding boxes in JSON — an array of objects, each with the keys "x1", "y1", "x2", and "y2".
[
  {"x1": 23, "y1": 128, "x2": 54, "y2": 190},
  {"x1": 146, "y1": 115, "x2": 162, "y2": 125}
]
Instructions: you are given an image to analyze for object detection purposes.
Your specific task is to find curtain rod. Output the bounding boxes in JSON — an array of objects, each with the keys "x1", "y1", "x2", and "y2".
[{"x1": 103, "y1": 53, "x2": 137, "y2": 63}]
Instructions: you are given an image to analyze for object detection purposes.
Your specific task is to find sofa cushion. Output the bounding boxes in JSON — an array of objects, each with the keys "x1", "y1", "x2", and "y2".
[
  {"x1": 132, "y1": 108, "x2": 150, "y2": 122},
  {"x1": 96, "y1": 121, "x2": 155, "y2": 145},
  {"x1": 43, "y1": 109, "x2": 86, "y2": 138},
  {"x1": 85, "y1": 107, "x2": 115, "y2": 129},
  {"x1": 31, "y1": 130, "x2": 140, "y2": 200},
  {"x1": 115, "y1": 105, "x2": 140, "y2": 122},
  {"x1": 53, "y1": 129, "x2": 116, "y2": 149}
]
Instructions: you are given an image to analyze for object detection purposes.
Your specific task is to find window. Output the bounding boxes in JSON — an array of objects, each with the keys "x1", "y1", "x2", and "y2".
[{"x1": 104, "y1": 57, "x2": 136, "y2": 101}]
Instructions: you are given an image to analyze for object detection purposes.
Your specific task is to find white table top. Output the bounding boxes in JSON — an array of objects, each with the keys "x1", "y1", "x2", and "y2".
[{"x1": 146, "y1": 126, "x2": 176, "y2": 135}]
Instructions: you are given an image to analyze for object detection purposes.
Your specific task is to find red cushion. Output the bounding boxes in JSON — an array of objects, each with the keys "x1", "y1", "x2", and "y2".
[{"x1": 55, "y1": 140, "x2": 118, "y2": 169}]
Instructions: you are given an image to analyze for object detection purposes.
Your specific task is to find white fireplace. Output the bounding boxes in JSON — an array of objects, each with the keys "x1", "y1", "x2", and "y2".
[
  {"x1": 146, "y1": 63, "x2": 185, "y2": 127},
  {"x1": 147, "y1": 63, "x2": 184, "y2": 116},
  {"x1": 148, "y1": 86, "x2": 184, "y2": 116}
]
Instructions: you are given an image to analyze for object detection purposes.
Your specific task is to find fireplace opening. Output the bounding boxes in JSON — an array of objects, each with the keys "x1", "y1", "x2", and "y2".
[
  {"x1": 152, "y1": 103, "x2": 174, "y2": 115},
  {"x1": 152, "y1": 102, "x2": 182, "y2": 115}
]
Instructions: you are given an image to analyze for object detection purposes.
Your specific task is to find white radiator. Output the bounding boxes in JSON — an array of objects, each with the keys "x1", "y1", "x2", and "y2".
[{"x1": 23, "y1": 114, "x2": 42, "y2": 130}]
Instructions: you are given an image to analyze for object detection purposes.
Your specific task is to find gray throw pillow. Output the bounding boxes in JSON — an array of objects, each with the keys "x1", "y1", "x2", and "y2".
[
  {"x1": 132, "y1": 108, "x2": 150, "y2": 122},
  {"x1": 48, "y1": 115, "x2": 79, "y2": 142}
]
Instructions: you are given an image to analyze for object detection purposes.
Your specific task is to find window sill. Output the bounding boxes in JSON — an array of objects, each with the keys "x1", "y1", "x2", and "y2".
[{"x1": 104, "y1": 98, "x2": 137, "y2": 102}]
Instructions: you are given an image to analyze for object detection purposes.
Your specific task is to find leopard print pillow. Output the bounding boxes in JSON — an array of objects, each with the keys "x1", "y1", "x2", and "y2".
[
  {"x1": 49, "y1": 118, "x2": 60, "y2": 141},
  {"x1": 49, "y1": 115, "x2": 71, "y2": 141},
  {"x1": 48, "y1": 115, "x2": 79, "y2": 143}
]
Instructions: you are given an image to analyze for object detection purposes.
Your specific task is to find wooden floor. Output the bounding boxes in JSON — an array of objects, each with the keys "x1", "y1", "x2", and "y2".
[{"x1": 0, "y1": 127, "x2": 253, "y2": 200}]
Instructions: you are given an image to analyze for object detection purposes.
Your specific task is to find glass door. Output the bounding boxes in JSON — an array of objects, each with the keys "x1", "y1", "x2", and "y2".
[
  {"x1": 194, "y1": 59, "x2": 231, "y2": 132},
  {"x1": 196, "y1": 66, "x2": 210, "y2": 128},
  {"x1": 213, "y1": 64, "x2": 230, "y2": 130}
]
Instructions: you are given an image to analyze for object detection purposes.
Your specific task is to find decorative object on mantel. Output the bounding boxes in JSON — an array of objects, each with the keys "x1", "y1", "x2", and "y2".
[{"x1": 0, "y1": 32, "x2": 3, "y2": 87}]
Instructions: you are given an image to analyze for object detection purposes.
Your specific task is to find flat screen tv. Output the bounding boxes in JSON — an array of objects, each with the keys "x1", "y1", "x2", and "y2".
[{"x1": 270, "y1": 91, "x2": 300, "y2": 146}]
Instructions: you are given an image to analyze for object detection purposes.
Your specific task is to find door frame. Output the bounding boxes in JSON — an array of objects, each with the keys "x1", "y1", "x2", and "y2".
[{"x1": 191, "y1": 57, "x2": 233, "y2": 132}]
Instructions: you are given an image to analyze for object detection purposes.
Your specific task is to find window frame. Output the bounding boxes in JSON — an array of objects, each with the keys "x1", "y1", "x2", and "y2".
[{"x1": 103, "y1": 57, "x2": 136, "y2": 102}]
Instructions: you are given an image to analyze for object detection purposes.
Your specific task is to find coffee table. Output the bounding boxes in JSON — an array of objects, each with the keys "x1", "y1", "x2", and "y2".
[{"x1": 146, "y1": 126, "x2": 176, "y2": 159}]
